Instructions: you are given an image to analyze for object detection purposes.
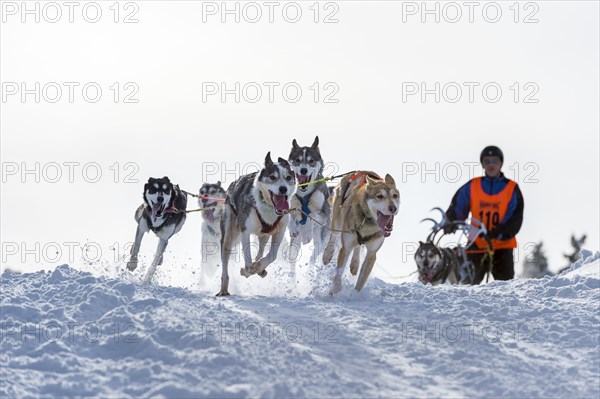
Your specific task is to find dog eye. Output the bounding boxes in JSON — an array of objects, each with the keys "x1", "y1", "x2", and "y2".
[
  {"x1": 308, "y1": 159, "x2": 315, "y2": 165},
  {"x1": 376, "y1": 194, "x2": 384, "y2": 200},
  {"x1": 285, "y1": 175, "x2": 292, "y2": 181},
  {"x1": 270, "y1": 175, "x2": 276, "y2": 181},
  {"x1": 393, "y1": 194, "x2": 399, "y2": 199},
  {"x1": 295, "y1": 158, "x2": 301, "y2": 163}
]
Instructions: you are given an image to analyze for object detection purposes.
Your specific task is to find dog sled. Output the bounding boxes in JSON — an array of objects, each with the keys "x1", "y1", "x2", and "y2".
[{"x1": 417, "y1": 208, "x2": 494, "y2": 285}]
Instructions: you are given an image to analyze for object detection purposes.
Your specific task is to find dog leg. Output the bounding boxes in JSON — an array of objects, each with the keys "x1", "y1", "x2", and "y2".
[
  {"x1": 322, "y1": 232, "x2": 339, "y2": 265},
  {"x1": 349, "y1": 247, "x2": 361, "y2": 275},
  {"x1": 252, "y1": 228, "x2": 286, "y2": 277},
  {"x1": 127, "y1": 220, "x2": 148, "y2": 271},
  {"x1": 310, "y1": 223, "x2": 324, "y2": 265},
  {"x1": 330, "y1": 234, "x2": 354, "y2": 295},
  {"x1": 217, "y1": 207, "x2": 238, "y2": 296},
  {"x1": 239, "y1": 231, "x2": 255, "y2": 278},
  {"x1": 255, "y1": 235, "x2": 269, "y2": 262},
  {"x1": 143, "y1": 238, "x2": 168, "y2": 284},
  {"x1": 354, "y1": 237, "x2": 384, "y2": 292},
  {"x1": 287, "y1": 233, "x2": 301, "y2": 265},
  {"x1": 314, "y1": 220, "x2": 331, "y2": 266},
  {"x1": 323, "y1": 198, "x2": 344, "y2": 265},
  {"x1": 157, "y1": 241, "x2": 168, "y2": 266}
]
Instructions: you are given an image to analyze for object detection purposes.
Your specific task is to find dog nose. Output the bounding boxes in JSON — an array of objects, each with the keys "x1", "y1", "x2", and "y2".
[
  {"x1": 300, "y1": 168, "x2": 307, "y2": 175},
  {"x1": 388, "y1": 204, "x2": 397, "y2": 213},
  {"x1": 279, "y1": 186, "x2": 287, "y2": 195},
  {"x1": 157, "y1": 196, "x2": 164, "y2": 203}
]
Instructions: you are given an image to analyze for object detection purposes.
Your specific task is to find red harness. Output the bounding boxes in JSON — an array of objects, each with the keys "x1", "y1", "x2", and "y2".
[{"x1": 255, "y1": 209, "x2": 283, "y2": 234}]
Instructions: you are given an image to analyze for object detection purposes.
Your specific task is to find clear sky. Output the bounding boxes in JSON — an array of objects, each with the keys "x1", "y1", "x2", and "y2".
[{"x1": 1, "y1": 1, "x2": 598, "y2": 282}]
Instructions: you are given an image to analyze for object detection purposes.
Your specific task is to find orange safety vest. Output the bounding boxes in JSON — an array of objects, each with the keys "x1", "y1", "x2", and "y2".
[{"x1": 470, "y1": 177, "x2": 517, "y2": 250}]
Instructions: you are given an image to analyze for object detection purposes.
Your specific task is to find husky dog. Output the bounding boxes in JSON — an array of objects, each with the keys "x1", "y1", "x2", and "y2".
[
  {"x1": 323, "y1": 171, "x2": 400, "y2": 294},
  {"x1": 199, "y1": 182, "x2": 226, "y2": 278},
  {"x1": 287, "y1": 136, "x2": 331, "y2": 267},
  {"x1": 127, "y1": 177, "x2": 187, "y2": 284},
  {"x1": 217, "y1": 152, "x2": 296, "y2": 296},
  {"x1": 415, "y1": 241, "x2": 461, "y2": 285}
]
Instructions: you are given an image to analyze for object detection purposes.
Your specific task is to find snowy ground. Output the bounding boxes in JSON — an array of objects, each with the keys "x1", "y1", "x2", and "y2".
[{"x1": 1, "y1": 251, "x2": 599, "y2": 398}]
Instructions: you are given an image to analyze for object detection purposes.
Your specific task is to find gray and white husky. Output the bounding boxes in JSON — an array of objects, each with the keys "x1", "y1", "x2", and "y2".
[
  {"x1": 217, "y1": 152, "x2": 296, "y2": 296},
  {"x1": 287, "y1": 136, "x2": 331, "y2": 268},
  {"x1": 199, "y1": 181, "x2": 226, "y2": 280},
  {"x1": 127, "y1": 177, "x2": 187, "y2": 284},
  {"x1": 415, "y1": 241, "x2": 475, "y2": 285}
]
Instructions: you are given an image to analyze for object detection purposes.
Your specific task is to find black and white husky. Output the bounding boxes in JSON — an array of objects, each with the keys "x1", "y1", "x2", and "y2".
[
  {"x1": 127, "y1": 177, "x2": 187, "y2": 284},
  {"x1": 415, "y1": 241, "x2": 474, "y2": 285},
  {"x1": 199, "y1": 181, "x2": 226, "y2": 279},
  {"x1": 287, "y1": 136, "x2": 331, "y2": 267},
  {"x1": 217, "y1": 152, "x2": 296, "y2": 296}
]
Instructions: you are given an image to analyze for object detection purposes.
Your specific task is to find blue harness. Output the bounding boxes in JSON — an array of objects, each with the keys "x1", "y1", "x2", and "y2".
[{"x1": 299, "y1": 194, "x2": 311, "y2": 225}]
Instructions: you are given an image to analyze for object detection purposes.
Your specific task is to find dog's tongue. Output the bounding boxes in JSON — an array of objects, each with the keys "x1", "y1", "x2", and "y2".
[
  {"x1": 272, "y1": 194, "x2": 289, "y2": 213},
  {"x1": 204, "y1": 209, "x2": 215, "y2": 223},
  {"x1": 377, "y1": 214, "x2": 394, "y2": 237},
  {"x1": 425, "y1": 270, "x2": 433, "y2": 283},
  {"x1": 298, "y1": 175, "x2": 309, "y2": 184},
  {"x1": 151, "y1": 203, "x2": 162, "y2": 222}
]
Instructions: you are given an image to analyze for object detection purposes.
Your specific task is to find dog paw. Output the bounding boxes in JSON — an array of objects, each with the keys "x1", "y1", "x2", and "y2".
[
  {"x1": 258, "y1": 270, "x2": 268, "y2": 278},
  {"x1": 216, "y1": 291, "x2": 230, "y2": 297},
  {"x1": 126, "y1": 261, "x2": 138, "y2": 271},
  {"x1": 329, "y1": 285, "x2": 342, "y2": 296},
  {"x1": 240, "y1": 268, "x2": 253, "y2": 278}
]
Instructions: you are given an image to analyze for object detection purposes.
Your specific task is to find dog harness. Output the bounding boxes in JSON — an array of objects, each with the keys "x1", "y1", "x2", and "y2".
[
  {"x1": 340, "y1": 172, "x2": 383, "y2": 205},
  {"x1": 297, "y1": 193, "x2": 313, "y2": 225},
  {"x1": 470, "y1": 177, "x2": 517, "y2": 250},
  {"x1": 255, "y1": 208, "x2": 284, "y2": 234},
  {"x1": 356, "y1": 230, "x2": 379, "y2": 245}
]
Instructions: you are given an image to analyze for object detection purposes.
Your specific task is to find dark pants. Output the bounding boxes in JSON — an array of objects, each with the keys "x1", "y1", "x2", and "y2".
[{"x1": 468, "y1": 249, "x2": 514, "y2": 284}]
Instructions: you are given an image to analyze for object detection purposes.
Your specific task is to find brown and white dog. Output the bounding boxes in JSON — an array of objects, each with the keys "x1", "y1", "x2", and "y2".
[{"x1": 323, "y1": 171, "x2": 400, "y2": 294}]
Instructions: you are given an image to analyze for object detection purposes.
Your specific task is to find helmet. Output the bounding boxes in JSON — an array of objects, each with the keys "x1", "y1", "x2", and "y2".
[{"x1": 480, "y1": 145, "x2": 504, "y2": 163}]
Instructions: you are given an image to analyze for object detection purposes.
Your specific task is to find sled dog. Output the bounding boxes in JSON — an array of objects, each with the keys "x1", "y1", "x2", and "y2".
[
  {"x1": 127, "y1": 177, "x2": 187, "y2": 284},
  {"x1": 217, "y1": 153, "x2": 296, "y2": 296},
  {"x1": 287, "y1": 136, "x2": 331, "y2": 267},
  {"x1": 323, "y1": 171, "x2": 399, "y2": 294},
  {"x1": 199, "y1": 181, "x2": 226, "y2": 278}
]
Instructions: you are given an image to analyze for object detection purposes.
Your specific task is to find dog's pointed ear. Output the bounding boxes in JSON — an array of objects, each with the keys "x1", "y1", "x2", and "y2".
[
  {"x1": 277, "y1": 157, "x2": 289, "y2": 166},
  {"x1": 311, "y1": 136, "x2": 319, "y2": 148},
  {"x1": 365, "y1": 175, "x2": 376, "y2": 186},
  {"x1": 163, "y1": 176, "x2": 170, "y2": 183},
  {"x1": 419, "y1": 241, "x2": 424, "y2": 245},
  {"x1": 292, "y1": 139, "x2": 299, "y2": 149},
  {"x1": 217, "y1": 181, "x2": 221, "y2": 187},
  {"x1": 265, "y1": 152, "x2": 273, "y2": 166},
  {"x1": 385, "y1": 174, "x2": 396, "y2": 186}
]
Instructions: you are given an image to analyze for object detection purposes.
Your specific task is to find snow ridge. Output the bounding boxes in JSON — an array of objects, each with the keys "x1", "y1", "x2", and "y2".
[{"x1": 1, "y1": 251, "x2": 599, "y2": 398}]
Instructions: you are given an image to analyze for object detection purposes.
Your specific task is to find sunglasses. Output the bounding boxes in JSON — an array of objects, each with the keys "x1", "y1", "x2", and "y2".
[{"x1": 482, "y1": 158, "x2": 502, "y2": 166}]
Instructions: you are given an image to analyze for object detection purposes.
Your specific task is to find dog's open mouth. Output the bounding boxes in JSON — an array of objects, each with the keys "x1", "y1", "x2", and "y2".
[
  {"x1": 203, "y1": 208, "x2": 216, "y2": 223},
  {"x1": 269, "y1": 191, "x2": 289, "y2": 215},
  {"x1": 151, "y1": 202, "x2": 166, "y2": 222},
  {"x1": 297, "y1": 175, "x2": 310, "y2": 191},
  {"x1": 421, "y1": 269, "x2": 434, "y2": 283},
  {"x1": 377, "y1": 212, "x2": 394, "y2": 237}
]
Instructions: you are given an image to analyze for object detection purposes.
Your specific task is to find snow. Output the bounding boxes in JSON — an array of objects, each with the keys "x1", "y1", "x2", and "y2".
[{"x1": 1, "y1": 251, "x2": 599, "y2": 398}]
